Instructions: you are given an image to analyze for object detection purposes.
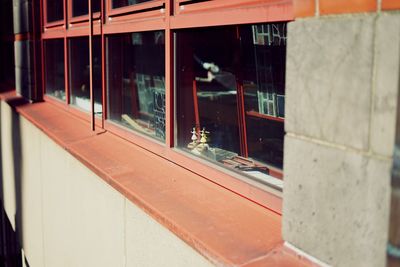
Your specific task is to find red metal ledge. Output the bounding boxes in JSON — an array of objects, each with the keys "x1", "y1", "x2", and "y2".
[{"x1": 0, "y1": 90, "x2": 317, "y2": 266}]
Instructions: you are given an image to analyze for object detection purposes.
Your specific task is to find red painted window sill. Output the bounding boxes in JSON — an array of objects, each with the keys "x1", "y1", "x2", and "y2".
[{"x1": 0, "y1": 90, "x2": 315, "y2": 266}]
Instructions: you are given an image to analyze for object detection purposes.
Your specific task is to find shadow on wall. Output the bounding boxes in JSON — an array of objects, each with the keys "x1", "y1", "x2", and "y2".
[
  {"x1": 0, "y1": 0, "x2": 35, "y2": 262},
  {"x1": 0, "y1": 96, "x2": 32, "y2": 267},
  {"x1": 0, "y1": 101, "x2": 18, "y2": 267},
  {"x1": 0, "y1": 100, "x2": 21, "y2": 267}
]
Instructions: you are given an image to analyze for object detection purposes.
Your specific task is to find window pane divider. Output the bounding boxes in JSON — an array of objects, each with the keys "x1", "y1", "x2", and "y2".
[
  {"x1": 165, "y1": 0, "x2": 173, "y2": 147},
  {"x1": 89, "y1": 0, "x2": 95, "y2": 131}
]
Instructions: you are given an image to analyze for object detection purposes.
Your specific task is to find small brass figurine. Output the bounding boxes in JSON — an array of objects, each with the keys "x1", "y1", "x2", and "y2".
[
  {"x1": 196, "y1": 128, "x2": 210, "y2": 152},
  {"x1": 187, "y1": 127, "x2": 198, "y2": 149}
]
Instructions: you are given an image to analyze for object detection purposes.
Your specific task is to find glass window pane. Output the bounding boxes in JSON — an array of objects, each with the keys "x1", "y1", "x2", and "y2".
[
  {"x1": 112, "y1": 0, "x2": 154, "y2": 9},
  {"x1": 72, "y1": 0, "x2": 100, "y2": 17},
  {"x1": 44, "y1": 39, "x2": 65, "y2": 101},
  {"x1": 243, "y1": 23, "x2": 286, "y2": 170},
  {"x1": 176, "y1": 23, "x2": 286, "y2": 185},
  {"x1": 46, "y1": 0, "x2": 63, "y2": 23},
  {"x1": 69, "y1": 37, "x2": 102, "y2": 114},
  {"x1": 107, "y1": 31, "x2": 165, "y2": 141}
]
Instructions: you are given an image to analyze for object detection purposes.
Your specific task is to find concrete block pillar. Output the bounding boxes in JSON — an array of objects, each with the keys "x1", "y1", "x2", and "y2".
[
  {"x1": 12, "y1": 0, "x2": 40, "y2": 101},
  {"x1": 283, "y1": 13, "x2": 400, "y2": 267}
]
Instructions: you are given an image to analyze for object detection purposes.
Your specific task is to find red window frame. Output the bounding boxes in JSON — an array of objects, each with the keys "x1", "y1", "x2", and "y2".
[
  {"x1": 175, "y1": 0, "x2": 288, "y2": 15},
  {"x1": 105, "y1": 0, "x2": 165, "y2": 23},
  {"x1": 68, "y1": 0, "x2": 101, "y2": 26},
  {"x1": 40, "y1": 0, "x2": 294, "y2": 213}
]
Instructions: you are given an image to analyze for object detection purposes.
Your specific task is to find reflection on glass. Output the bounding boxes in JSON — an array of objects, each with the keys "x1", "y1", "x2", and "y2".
[
  {"x1": 47, "y1": 0, "x2": 64, "y2": 23},
  {"x1": 243, "y1": 23, "x2": 286, "y2": 172},
  {"x1": 69, "y1": 37, "x2": 102, "y2": 114},
  {"x1": 112, "y1": 0, "x2": 153, "y2": 9},
  {"x1": 176, "y1": 23, "x2": 286, "y2": 186},
  {"x1": 107, "y1": 31, "x2": 165, "y2": 141},
  {"x1": 45, "y1": 39, "x2": 65, "y2": 101},
  {"x1": 72, "y1": 0, "x2": 100, "y2": 17}
]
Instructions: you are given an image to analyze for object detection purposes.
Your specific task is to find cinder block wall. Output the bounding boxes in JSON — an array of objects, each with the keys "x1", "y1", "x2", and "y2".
[
  {"x1": 0, "y1": 101, "x2": 213, "y2": 267},
  {"x1": 283, "y1": 2, "x2": 400, "y2": 266},
  {"x1": 12, "y1": 0, "x2": 41, "y2": 100}
]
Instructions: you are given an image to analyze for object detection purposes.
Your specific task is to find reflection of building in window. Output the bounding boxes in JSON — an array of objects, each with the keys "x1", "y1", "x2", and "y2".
[
  {"x1": 252, "y1": 24, "x2": 287, "y2": 46},
  {"x1": 253, "y1": 24, "x2": 286, "y2": 118},
  {"x1": 108, "y1": 31, "x2": 166, "y2": 141},
  {"x1": 136, "y1": 74, "x2": 153, "y2": 114},
  {"x1": 194, "y1": 55, "x2": 237, "y2": 90},
  {"x1": 176, "y1": 23, "x2": 286, "y2": 187},
  {"x1": 154, "y1": 87, "x2": 166, "y2": 140}
]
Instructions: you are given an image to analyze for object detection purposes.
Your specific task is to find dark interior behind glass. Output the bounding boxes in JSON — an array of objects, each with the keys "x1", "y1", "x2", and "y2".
[
  {"x1": 44, "y1": 39, "x2": 65, "y2": 100},
  {"x1": 69, "y1": 37, "x2": 102, "y2": 114},
  {"x1": 72, "y1": 0, "x2": 100, "y2": 17},
  {"x1": 107, "y1": 31, "x2": 165, "y2": 141},
  {"x1": 112, "y1": 0, "x2": 154, "y2": 9},
  {"x1": 47, "y1": 0, "x2": 64, "y2": 23}
]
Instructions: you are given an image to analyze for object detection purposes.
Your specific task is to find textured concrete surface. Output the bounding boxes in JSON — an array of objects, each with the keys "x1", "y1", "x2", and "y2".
[
  {"x1": 15, "y1": 66, "x2": 33, "y2": 98},
  {"x1": 12, "y1": 0, "x2": 31, "y2": 34},
  {"x1": 13, "y1": 0, "x2": 35, "y2": 100},
  {"x1": 283, "y1": 135, "x2": 391, "y2": 267},
  {"x1": 371, "y1": 13, "x2": 400, "y2": 157},
  {"x1": 14, "y1": 40, "x2": 33, "y2": 98},
  {"x1": 285, "y1": 16, "x2": 375, "y2": 150},
  {"x1": 14, "y1": 40, "x2": 31, "y2": 69},
  {"x1": 283, "y1": 13, "x2": 397, "y2": 267},
  {"x1": 125, "y1": 200, "x2": 214, "y2": 267}
]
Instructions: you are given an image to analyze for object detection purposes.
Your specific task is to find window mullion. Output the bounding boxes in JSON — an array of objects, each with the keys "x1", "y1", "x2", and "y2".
[{"x1": 165, "y1": 0, "x2": 173, "y2": 147}]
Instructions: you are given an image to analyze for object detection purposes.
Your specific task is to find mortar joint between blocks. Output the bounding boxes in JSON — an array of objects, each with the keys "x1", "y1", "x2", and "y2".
[
  {"x1": 367, "y1": 15, "x2": 379, "y2": 156},
  {"x1": 286, "y1": 132, "x2": 392, "y2": 161}
]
